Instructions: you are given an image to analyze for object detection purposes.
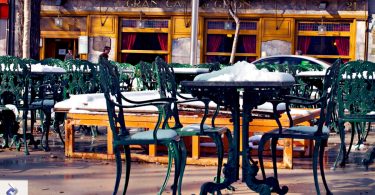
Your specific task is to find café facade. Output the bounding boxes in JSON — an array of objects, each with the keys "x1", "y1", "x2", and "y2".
[{"x1": 39, "y1": 0, "x2": 375, "y2": 64}]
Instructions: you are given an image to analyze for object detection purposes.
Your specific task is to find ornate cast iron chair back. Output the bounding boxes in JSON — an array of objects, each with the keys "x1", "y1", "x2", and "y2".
[
  {"x1": 0, "y1": 56, "x2": 30, "y2": 108},
  {"x1": 154, "y1": 56, "x2": 183, "y2": 129},
  {"x1": 135, "y1": 61, "x2": 158, "y2": 91},
  {"x1": 335, "y1": 60, "x2": 375, "y2": 169},
  {"x1": 109, "y1": 61, "x2": 135, "y2": 91},
  {"x1": 313, "y1": 59, "x2": 342, "y2": 135},
  {"x1": 62, "y1": 59, "x2": 100, "y2": 98},
  {"x1": 41, "y1": 58, "x2": 65, "y2": 68},
  {"x1": 0, "y1": 56, "x2": 32, "y2": 154}
]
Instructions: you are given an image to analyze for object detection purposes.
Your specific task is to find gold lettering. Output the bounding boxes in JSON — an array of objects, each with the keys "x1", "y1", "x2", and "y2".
[
  {"x1": 214, "y1": 0, "x2": 222, "y2": 8},
  {"x1": 142, "y1": 0, "x2": 149, "y2": 7},
  {"x1": 133, "y1": 0, "x2": 141, "y2": 7},
  {"x1": 166, "y1": 0, "x2": 173, "y2": 8},
  {"x1": 124, "y1": 0, "x2": 130, "y2": 7},
  {"x1": 150, "y1": 0, "x2": 157, "y2": 7},
  {"x1": 175, "y1": 1, "x2": 182, "y2": 8}
]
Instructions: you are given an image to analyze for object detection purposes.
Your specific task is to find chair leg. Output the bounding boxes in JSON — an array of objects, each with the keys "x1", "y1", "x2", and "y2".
[
  {"x1": 333, "y1": 121, "x2": 346, "y2": 169},
  {"x1": 210, "y1": 133, "x2": 224, "y2": 186},
  {"x1": 41, "y1": 109, "x2": 52, "y2": 151},
  {"x1": 258, "y1": 134, "x2": 271, "y2": 180},
  {"x1": 364, "y1": 122, "x2": 371, "y2": 142},
  {"x1": 271, "y1": 137, "x2": 279, "y2": 179},
  {"x1": 123, "y1": 145, "x2": 131, "y2": 195},
  {"x1": 160, "y1": 144, "x2": 173, "y2": 193},
  {"x1": 170, "y1": 141, "x2": 181, "y2": 195},
  {"x1": 178, "y1": 140, "x2": 187, "y2": 195},
  {"x1": 113, "y1": 146, "x2": 122, "y2": 195},
  {"x1": 319, "y1": 139, "x2": 332, "y2": 195},
  {"x1": 22, "y1": 110, "x2": 29, "y2": 155},
  {"x1": 312, "y1": 139, "x2": 321, "y2": 195},
  {"x1": 53, "y1": 112, "x2": 65, "y2": 147},
  {"x1": 346, "y1": 122, "x2": 356, "y2": 160}
]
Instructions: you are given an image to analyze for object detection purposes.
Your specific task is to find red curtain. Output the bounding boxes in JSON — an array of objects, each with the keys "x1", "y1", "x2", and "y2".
[
  {"x1": 297, "y1": 36, "x2": 311, "y2": 55},
  {"x1": 207, "y1": 34, "x2": 224, "y2": 62},
  {"x1": 207, "y1": 35, "x2": 224, "y2": 52},
  {"x1": 335, "y1": 37, "x2": 350, "y2": 56},
  {"x1": 122, "y1": 33, "x2": 137, "y2": 61},
  {"x1": 157, "y1": 33, "x2": 168, "y2": 61},
  {"x1": 242, "y1": 35, "x2": 256, "y2": 53}
]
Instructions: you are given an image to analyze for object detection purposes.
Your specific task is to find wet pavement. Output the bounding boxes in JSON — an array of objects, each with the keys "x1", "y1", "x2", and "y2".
[{"x1": 0, "y1": 132, "x2": 374, "y2": 194}]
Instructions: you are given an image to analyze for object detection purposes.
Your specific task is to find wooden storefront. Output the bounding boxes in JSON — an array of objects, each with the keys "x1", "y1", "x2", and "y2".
[{"x1": 40, "y1": 0, "x2": 370, "y2": 64}]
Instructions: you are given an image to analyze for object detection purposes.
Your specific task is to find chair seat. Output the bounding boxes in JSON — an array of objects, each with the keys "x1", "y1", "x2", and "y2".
[
  {"x1": 177, "y1": 124, "x2": 228, "y2": 136},
  {"x1": 266, "y1": 125, "x2": 329, "y2": 138},
  {"x1": 30, "y1": 99, "x2": 55, "y2": 108},
  {"x1": 118, "y1": 129, "x2": 179, "y2": 145}
]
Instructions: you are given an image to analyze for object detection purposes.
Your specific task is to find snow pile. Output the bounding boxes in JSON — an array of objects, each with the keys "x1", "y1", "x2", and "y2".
[
  {"x1": 31, "y1": 63, "x2": 66, "y2": 73},
  {"x1": 194, "y1": 61, "x2": 294, "y2": 82}
]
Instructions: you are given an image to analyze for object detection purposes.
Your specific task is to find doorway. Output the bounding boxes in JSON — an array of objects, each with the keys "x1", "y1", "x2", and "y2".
[{"x1": 44, "y1": 38, "x2": 78, "y2": 61}]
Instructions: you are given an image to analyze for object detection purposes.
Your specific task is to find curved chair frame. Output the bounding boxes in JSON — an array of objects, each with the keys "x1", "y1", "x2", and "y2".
[
  {"x1": 334, "y1": 60, "x2": 375, "y2": 169},
  {"x1": 100, "y1": 59, "x2": 186, "y2": 195},
  {"x1": 0, "y1": 56, "x2": 35, "y2": 154},
  {"x1": 153, "y1": 57, "x2": 233, "y2": 192},
  {"x1": 257, "y1": 59, "x2": 342, "y2": 195}
]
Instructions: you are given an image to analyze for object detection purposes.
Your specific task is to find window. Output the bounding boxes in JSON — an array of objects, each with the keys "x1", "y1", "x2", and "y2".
[
  {"x1": 296, "y1": 21, "x2": 352, "y2": 62},
  {"x1": 120, "y1": 19, "x2": 169, "y2": 64},
  {"x1": 205, "y1": 20, "x2": 258, "y2": 64}
]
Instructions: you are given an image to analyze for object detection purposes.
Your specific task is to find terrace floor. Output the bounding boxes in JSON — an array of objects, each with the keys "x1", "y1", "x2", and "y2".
[{"x1": 1, "y1": 132, "x2": 374, "y2": 195}]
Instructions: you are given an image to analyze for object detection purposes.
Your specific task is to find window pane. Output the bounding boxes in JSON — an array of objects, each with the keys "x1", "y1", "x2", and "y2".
[
  {"x1": 121, "y1": 53, "x2": 167, "y2": 64},
  {"x1": 206, "y1": 56, "x2": 255, "y2": 64},
  {"x1": 298, "y1": 36, "x2": 349, "y2": 56},
  {"x1": 207, "y1": 35, "x2": 256, "y2": 53},
  {"x1": 121, "y1": 33, "x2": 168, "y2": 51}
]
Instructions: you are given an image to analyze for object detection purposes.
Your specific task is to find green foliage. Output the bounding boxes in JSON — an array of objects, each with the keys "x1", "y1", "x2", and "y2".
[
  {"x1": 41, "y1": 58, "x2": 65, "y2": 68},
  {"x1": 255, "y1": 60, "x2": 324, "y2": 76}
]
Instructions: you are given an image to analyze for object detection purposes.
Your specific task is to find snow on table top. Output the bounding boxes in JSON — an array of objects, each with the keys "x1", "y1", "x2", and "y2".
[
  {"x1": 31, "y1": 63, "x2": 66, "y2": 73},
  {"x1": 194, "y1": 61, "x2": 295, "y2": 82},
  {"x1": 173, "y1": 68, "x2": 209, "y2": 74},
  {"x1": 0, "y1": 63, "x2": 66, "y2": 73},
  {"x1": 296, "y1": 71, "x2": 326, "y2": 77}
]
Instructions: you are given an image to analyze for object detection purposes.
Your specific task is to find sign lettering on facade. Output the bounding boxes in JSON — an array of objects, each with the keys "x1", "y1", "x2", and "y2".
[{"x1": 119, "y1": 0, "x2": 251, "y2": 9}]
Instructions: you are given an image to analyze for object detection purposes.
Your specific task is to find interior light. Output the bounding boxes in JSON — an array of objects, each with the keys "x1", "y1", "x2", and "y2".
[
  {"x1": 318, "y1": 2, "x2": 328, "y2": 10},
  {"x1": 137, "y1": 11, "x2": 145, "y2": 28},
  {"x1": 224, "y1": 21, "x2": 232, "y2": 30},
  {"x1": 55, "y1": 17, "x2": 63, "y2": 28}
]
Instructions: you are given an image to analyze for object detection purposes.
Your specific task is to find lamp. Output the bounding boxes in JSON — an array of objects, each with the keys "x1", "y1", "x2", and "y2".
[
  {"x1": 55, "y1": 15, "x2": 63, "y2": 28},
  {"x1": 224, "y1": 21, "x2": 233, "y2": 30},
  {"x1": 136, "y1": 11, "x2": 145, "y2": 28},
  {"x1": 318, "y1": 1, "x2": 328, "y2": 10},
  {"x1": 318, "y1": 17, "x2": 326, "y2": 34}
]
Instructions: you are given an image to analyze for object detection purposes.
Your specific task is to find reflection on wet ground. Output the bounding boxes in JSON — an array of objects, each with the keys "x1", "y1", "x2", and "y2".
[{"x1": 0, "y1": 129, "x2": 374, "y2": 194}]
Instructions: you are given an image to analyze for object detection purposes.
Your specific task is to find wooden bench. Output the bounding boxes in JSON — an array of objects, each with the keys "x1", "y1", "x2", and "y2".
[{"x1": 61, "y1": 107, "x2": 319, "y2": 168}]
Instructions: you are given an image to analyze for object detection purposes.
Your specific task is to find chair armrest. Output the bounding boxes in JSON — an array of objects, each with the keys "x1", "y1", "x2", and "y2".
[
  {"x1": 109, "y1": 97, "x2": 176, "y2": 109},
  {"x1": 284, "y1": 95, "x2": 321, "y2": 106},
  {"x1": 120, "y1": 93, "x2": 176, "y2": 105}
]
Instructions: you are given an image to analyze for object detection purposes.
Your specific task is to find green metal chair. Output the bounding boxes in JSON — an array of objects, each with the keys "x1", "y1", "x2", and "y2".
[
  {"x1": 257, "y1": 59, "x2": 342, "y2": 195},
  {"x1": 153, "y1": 57, "x2": 233, "y2": 190},
  {"x1": 41, "y1": 58, "x2": 65, "y2": 68},
  {"x1": 109, "y1": 61, "x2": 135, "y2": 91},
  {"x1": 99, "y1": 59, "x2": 186, "y2": 195},
  {"x1": 334, "y1": 60, "x2": 375, "y2": 170},
  {"x1": 25, "y1": 58, "x2": 66, "y2": 151},
  {"x1": 0, "y1": 55, "x2": 38, "y2": 154},
  {"x1": 134, "y1": 61, "x2": 158, "y2": 91},
  {"x1": 62, "y1": 59, "x2": 101, "y2": 97}
]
